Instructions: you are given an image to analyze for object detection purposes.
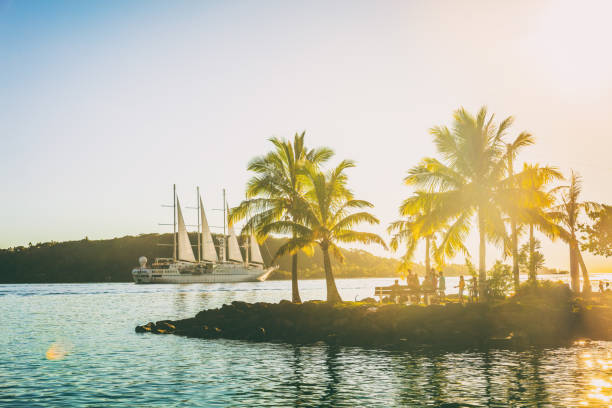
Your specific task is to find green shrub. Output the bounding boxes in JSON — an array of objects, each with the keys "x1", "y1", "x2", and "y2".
[{"x1": 487, "y1": 261, "x2": 513, "y2": 298}]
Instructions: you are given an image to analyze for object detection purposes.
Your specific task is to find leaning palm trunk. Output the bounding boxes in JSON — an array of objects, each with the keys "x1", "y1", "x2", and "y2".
[
  {"x1": 425, "y1": 236, "x2": 431, "y2": 276},
  {"x1": 478, "y1": 210, "x2": 487, "y2": 300},
  {"x1": 511, "y1": 219, "x2": 519, "y2": 290},
  {"x1": 569, "y1": 242, "x2": 580, "y2": 292},
  {"x1": 291, "y1": 252, "x2": 301, "y2": 303},
  {"x1": 507, "y1": 157, "x2": 520, "y2": 291},
  {"x1": 576, "y1": 244, "x2": 591, "y2": 295},
  {"x1": 322, "y1": 245, "x2": 342, "y2": 303}
]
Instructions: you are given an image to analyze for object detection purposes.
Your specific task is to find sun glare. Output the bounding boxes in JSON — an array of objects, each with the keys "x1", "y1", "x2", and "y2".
[{"x1": 45, "y1": 341, "x2": 71, "y2": 361}]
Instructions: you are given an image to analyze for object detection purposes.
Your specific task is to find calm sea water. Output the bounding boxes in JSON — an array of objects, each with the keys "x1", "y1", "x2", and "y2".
[{"x1": 2, "y1": 276, "x2": 612, "y2": 407}]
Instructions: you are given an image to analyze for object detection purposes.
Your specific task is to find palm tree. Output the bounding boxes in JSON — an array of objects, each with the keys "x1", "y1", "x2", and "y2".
[
  {"x1": 502, "y1": 132, "x2": 535, "y2": 290},
  {"x1": 229, "y1": 132, "x2": 333, "y2": 303},
  {"x1": 516, "y1": 164, "x2": 563, "y2": 282},
  {"x1": 550, "y1": 171, "x2": 599, "y2": 293},
  {"x1": 498, "y1": 163, "x2": 563, "y2": 285},
  {"x1": 405, "y1": 107, "x2": 512, "y2": 300},
  {"x1": 261, "y1": 160, "x2": 387, "y2": 303},
  {"x1": 388, "y1": 192, "x2": 442, "y2": 277}
]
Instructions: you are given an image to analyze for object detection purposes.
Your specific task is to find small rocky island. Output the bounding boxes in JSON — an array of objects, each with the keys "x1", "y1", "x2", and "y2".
[{"x1": 136, "y1": 284, "x2": 612, "y2": 349}]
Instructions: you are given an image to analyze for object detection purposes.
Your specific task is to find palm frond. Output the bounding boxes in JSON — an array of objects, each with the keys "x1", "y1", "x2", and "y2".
[
  {"x1": 334, "y1": 230, "x2": 388, "y2": 249},
  {"x1": 331, "y1": 212, "x2": 379, "y2": 235}
]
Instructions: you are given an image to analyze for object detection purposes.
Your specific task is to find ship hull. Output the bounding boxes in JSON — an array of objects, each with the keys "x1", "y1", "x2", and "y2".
[{"x1": 132, "y1": 263, "x2": 276, "y2": 284}]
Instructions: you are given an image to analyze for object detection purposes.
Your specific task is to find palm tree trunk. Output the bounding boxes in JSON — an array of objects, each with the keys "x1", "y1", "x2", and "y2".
[
  {"x1": 508, "y1": 157, "x2": 519, "y2": 292},
  {"x1": 528, "y1": 224, "x2": 536, "y2": 282},
  {"x1": 425, "y1": 236, "x2": 431, "y2": 277},
  {"x1": 569, "y1": 236, "x2": 580, "y2": 292},
  {"x1": 288, "y1": 221, "x2": 302, "y2": 303},
  {"x1": 322, "y1": 244, "x2": 342, "y2": 303},
  {"x1": 291, "y1": 253, "x2": 301, "y2": 303},
  {"x1": 511, "y1": 218, "x2": 519, "y2": 290},
  {"x1": 478, "y1": 209, "x2": 487, "y2": 301},
  {"x1": 576, "y1": 244, "x2": 591, "y2": 295}
]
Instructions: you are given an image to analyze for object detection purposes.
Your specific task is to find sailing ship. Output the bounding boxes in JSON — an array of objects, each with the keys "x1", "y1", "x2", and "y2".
[{"x1": 132, "y1": 185, "x2": 277, "y2": 284}]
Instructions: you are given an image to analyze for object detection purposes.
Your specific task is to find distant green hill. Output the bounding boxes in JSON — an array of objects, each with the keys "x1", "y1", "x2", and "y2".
[
  {"x1": 0, "y1": 233, "x2": 399, "y2": 283},
  {"x1": 0, "y1": 233, "x2": 475, "y2": 283}
]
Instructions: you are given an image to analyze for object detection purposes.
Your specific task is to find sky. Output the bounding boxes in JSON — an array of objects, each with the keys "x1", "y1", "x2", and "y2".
[{"x1": 1, "y1": 0, "x2": 611, "y2": 272}]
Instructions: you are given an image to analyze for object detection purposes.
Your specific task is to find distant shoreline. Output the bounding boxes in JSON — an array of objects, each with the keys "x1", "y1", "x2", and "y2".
[{"x1": 5, "y1": 273, "x2": 602, "y2": 286}]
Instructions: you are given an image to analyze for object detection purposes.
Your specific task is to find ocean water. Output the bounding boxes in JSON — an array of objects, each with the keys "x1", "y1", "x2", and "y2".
[{"x1": 1, "y1": 276, "x2": 612, "y2": 407}]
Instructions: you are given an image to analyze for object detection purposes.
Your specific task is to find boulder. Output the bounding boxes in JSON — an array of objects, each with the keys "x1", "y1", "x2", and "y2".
[{"x1": 135, "y1": 322, "x2": 155, "y2": 333}]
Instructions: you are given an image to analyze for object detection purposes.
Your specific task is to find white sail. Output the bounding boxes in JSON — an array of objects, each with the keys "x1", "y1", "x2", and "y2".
[
  {"x1": 176, "y1": 198, "x2": 196, "y2": 263},
  {"x1": 250, "y1": 234, "x2": 264, "y2": 264},
  {"x1": 200, "y1": 197, "x2": 218, "y2": 262},
  {"x1": 227, "y1": 225, "x2": 243, "y2": 263}
]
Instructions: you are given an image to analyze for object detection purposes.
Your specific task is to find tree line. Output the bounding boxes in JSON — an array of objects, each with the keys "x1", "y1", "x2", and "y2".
[
  {"x1": 0, "y1": 233, "x2": 402, "y2": 283},
  {"x1": 229, "y1": 108, "x2": 611, "y2": 303}
]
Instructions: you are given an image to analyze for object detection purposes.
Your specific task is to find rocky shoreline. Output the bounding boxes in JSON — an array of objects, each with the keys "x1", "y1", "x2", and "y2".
[{"x1": 136, "y1": 286, "x2": 612, "y2": 349}]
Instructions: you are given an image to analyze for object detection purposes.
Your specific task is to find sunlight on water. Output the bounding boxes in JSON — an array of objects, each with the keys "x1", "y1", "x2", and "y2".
[{"x1": 580, "y1": 349, "x2": 612, "y2": 407}]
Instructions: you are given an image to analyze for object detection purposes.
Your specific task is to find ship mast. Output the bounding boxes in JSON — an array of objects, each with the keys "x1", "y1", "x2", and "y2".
[
  {"x1": 223, "y1": 188, "x2": 227, "y2": 262},
  {"x1": 197, "y1": 186, "x2": 201, "y2": 263},
  {"x1": 173, "y1": 183, "x2": 177, "y2": 261},
  {"x1": 243, "y1": 191, "x2": 250, "y2": 266},
  {"x1": 245, "y1": 231, "x2": 250, "y2": 266}
]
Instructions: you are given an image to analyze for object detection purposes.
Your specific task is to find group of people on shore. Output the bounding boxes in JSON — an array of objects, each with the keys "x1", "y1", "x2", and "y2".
[{"x1": 390, "y1": 270, "x2": 479, "y2": 305}]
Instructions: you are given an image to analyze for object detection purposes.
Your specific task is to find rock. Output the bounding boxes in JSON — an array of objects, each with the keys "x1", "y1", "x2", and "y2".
[
  {"x1": 249, "y1": 327, "x2": 266, "y2": 341},
  {"x1": 231, "y1": 301, "x2": 250, "y2": 311},
  {"x1": 135, "y1": 297, "x2": 612, "y2": 349},
  {"x1": 135, "y1": 322, "x2": 155, "y2": 333}
]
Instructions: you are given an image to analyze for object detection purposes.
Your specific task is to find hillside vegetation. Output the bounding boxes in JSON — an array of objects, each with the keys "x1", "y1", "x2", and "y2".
[
  {"x1": 0, "y1": 233, "x2": 488, "y2": 283},
  {"x1": 0, "y1": 234, "x2": 405, "y2": 283}
]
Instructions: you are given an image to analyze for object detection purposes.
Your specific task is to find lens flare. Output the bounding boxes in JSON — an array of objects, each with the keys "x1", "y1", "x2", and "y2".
[{"x1": 45, "y1": 341, "x2": 71, "y2": 360}]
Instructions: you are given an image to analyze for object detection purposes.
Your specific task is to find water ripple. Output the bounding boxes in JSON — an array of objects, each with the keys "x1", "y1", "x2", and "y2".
[{"x1": 1, "y1": 279, "x2": 612, "y2": 406}]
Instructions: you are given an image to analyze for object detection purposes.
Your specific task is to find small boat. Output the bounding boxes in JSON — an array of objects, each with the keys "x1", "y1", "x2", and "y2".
[{"x1": 132, "y1": 185, "x2": 277, "y2": 284}]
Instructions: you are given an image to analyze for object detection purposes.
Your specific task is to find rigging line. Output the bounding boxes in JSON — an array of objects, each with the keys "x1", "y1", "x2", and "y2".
[{"x1": 263, "y1": 240, "x2": 274, "y2": 263}]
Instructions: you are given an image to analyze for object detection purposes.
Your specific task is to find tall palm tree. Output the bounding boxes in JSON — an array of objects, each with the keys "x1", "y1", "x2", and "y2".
[
  {"x1": 388, "y1": 192, "x2": 442, "y2": 276},
  {"x1": 229, "y1": 132, "x2": 333, "y2": 303},
  {"x1": 262, "y1": 160, "x2": 387, "y2": 303},
  {"x1": 550, "y1": 171, "x2": 599, "y2": 293},
  {"x1": 405, "y1": 107, "x2": 512, "y2": 299},
  {"x1": 502, "y1": 132, "x2": 535, "y2": 290}
]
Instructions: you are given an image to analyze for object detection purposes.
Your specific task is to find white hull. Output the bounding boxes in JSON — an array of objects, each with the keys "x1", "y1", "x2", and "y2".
[{"x1": 132, "y1": 262, "x2": 276, "y2": 284}]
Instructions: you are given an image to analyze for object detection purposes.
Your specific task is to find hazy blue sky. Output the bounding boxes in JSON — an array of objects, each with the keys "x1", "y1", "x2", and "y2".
[{"x1": 2, "y1": 0, "x2": 611, "y2": 271}]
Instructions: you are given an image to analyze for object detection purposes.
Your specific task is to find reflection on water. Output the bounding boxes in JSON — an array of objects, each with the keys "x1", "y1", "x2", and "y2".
[
  {"x1": 323, "y1": 346, "x2": 341, "y2": 408},
  {"x1": 1, "y1": 279, "x2": 612, "y2": 406}
]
